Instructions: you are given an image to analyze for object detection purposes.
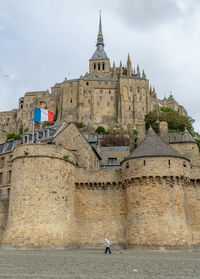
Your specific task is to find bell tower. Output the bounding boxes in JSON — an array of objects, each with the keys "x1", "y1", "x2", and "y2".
[{"x1": 89, "y1": 11, "x2": 110, "y2": 77}]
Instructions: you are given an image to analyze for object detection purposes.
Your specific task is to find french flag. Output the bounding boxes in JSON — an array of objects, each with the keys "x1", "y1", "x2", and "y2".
[{"x1": 34, "y1": 108, "x2": 54, "y2": 122}]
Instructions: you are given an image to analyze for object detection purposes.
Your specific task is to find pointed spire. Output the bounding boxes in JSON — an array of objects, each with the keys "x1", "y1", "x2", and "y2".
[
  {"x1": 142, "y1": 69, "x2": 146, "y2": 79},
  {"x1": 137, "y1": 64, "x2": 140, "y2": 77},
  {"x1": 150, "y1": 85, "x2": 152, "y2": 94},
  {"x1": 113, "y1": 61, "x2": 117, "y2": 78},
  {"x1": 153, "y1": 86, "x2": 155, "y2": 93},
  {"x1": 97, "y1": 10, "x2": 104, "y2": 47},
  {"x1": 133, "y1": 68, "x2": 136, "y2": 75},
  {"x1": 119, "y1": 61, "x2": 122, "y2": 76},
  {"x1": 127, "y1": 53, "x2": 132, "y2": 76}
]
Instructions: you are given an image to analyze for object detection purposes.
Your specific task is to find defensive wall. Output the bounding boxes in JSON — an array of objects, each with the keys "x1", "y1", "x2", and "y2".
[{"x1": 0, "y1": 144, "x2": 200, "y2": 249}]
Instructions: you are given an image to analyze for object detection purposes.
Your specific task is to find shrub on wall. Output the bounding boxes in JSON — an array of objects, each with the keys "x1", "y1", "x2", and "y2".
[
  {"x1": 7, "y1": 133, "x2": 22, "y2": 140},
  {"x1": 95, "y1": 126, "x2": 106, "y2": 135},
  {"x1": 74, "y1": 122, "x2": 85, "y2": 128}
]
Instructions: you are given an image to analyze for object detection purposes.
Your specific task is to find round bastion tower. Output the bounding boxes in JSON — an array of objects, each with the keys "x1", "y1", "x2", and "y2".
[
  {"x1": 2, "y1": 144, "x2": 76, "y2": 248},
  {"x1": 122, "y1": 128, "x2": 192, "y2": 248}
]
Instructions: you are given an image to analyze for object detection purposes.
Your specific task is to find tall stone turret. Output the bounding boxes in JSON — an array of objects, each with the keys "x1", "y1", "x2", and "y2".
[
  {"x1": 119, "y1": 61, "x2": 122, "y2": 77},
  {"x1": 137, "y1": 64, "x2": 140, "y2": 77},
  {"x1": 2, "y1": 144, "x2": 77, "y2": 248},
  {"x1": 112, "y1": 61, "x2": 117, "y2": 78},
  {"x1": 122, "y1": 128, "x2": 192, "y2": 248},
  {"x1": 127, "y1": 54, "x2": 132, "y2": 76}
]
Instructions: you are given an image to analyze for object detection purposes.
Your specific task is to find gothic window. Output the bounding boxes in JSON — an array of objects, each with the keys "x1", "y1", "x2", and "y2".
[
  {"x1": 0, "y1": 189, "x2": 2, "y2": 198},
  {"x1": 98, "y1": 63, "x2": 101, "y2": 70},
  {"x1": 7, "y1": 188, "x2": 10, "y2": 197},
  {"x1": 129, "y1": 106, "x2": 131, "y2": 111},
  {"x1": 94, "y1": 63, "x2": 96, "y2": 70},
  {"x1": 144, "y1": 160, "x2": 146, "y2": 166},
  {"x1": 137, "y1": 87, "x2": 140, "y2": 93},
  {"x1": 70, "y1": 98, "x2": 72, "y2": 103},
  {"x1": 0, "y1": 173, "x2": 2, "y2": 184},
  {"x1": 86, "y1": 82, "x2": 89, "y2": 86},
  {"x1": 168, "y1": 160, "x2": 171, "y2": 166},
  {"x1": 109, "y1": 90, "x2": 111, "y2": 94},
  {"x1": 102, "y1": 63, "x2": 105, "y2": 70},
  {"x1": 88, "y1": 99, "x2": 90, "y2": 104}
]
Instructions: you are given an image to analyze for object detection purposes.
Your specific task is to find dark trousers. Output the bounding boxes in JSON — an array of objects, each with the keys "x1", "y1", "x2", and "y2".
[{"x1": 105, "y1": 246, "x2": 111, "y2": 254}]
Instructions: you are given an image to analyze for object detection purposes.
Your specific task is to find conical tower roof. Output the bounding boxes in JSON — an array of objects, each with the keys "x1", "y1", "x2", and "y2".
[{"x1": 127, "y1": 128, "x2": 188, "y2": 160}]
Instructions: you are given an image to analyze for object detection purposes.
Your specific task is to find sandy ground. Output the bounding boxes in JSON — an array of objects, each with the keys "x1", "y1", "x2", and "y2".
[{"x1": 0, "y1": 248, "x2": 200, "y2": 278}]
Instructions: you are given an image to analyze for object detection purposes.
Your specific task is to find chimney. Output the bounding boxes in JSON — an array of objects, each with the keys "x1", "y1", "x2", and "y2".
[
  {"x1": 136, "y1": 120, "x2": 145, "y2": 145},
  {"x1": 159, "y1": 121, "x2": 169, "y2": 144}
]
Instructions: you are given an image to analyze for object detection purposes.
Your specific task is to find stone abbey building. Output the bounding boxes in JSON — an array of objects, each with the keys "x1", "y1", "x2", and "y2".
[
  {"x1": 0, "y1": 14, "x2": 186, "y2": 144},
  {"x1": 0, "y1": 14, "x2": 199, "y2": 249}
]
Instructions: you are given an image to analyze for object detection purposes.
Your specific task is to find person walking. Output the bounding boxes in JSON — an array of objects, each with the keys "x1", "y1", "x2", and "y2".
[{"x1": 105, "y1": 237, "x2": 111, "y2": 254}]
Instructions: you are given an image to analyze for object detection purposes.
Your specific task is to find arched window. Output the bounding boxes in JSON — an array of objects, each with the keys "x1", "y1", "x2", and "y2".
[
  {"x1": 102, "y1": 63, "x2": 105, "y2": 70},
  {"x1": 94, "y1": 63, "x2": 96, "y2": 70},
  {"x1": 98, "y1": 63, "x2": 101, "y2": 70}
]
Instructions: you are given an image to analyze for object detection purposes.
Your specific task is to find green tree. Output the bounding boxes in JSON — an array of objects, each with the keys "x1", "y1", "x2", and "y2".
[
  {"x1": 95, "y1": 126, "x2": 106, "y2": 135},
  {"x1": 145, "y1": 108, "x2": 194, "y2": 134},
  {"x1": 7, "y1": 133, "x2": 22, "y2": 140}
]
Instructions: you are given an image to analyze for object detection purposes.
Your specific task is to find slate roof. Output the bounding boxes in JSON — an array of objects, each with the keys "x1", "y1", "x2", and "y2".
[
  {"x1": 90, "y1": 45, "x2": 109, "y2": 61},
  {"x1": 169, "y1": 129, "x2": 196, "y2": 144},
  {"x1": 0, "y1": 140, "x2": 20, "y2": 155},
  {"x1": 126, "y1": 128, "x2": 188, "y2": 160}
]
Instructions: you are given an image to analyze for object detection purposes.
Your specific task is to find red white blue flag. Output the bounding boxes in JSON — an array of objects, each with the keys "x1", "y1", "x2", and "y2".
[{"x1": 34, "y1": 108, "x2": 54, "y2": 122}]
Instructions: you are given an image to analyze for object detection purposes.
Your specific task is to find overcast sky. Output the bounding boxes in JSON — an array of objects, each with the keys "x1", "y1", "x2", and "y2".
[{"x1": 0, "y1": 0, "x2": 200, "y2": 131}]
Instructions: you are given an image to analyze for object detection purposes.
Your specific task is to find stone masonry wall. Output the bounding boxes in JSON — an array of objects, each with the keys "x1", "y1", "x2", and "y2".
[
  {"x1": 125, "y1": 176, "x2": 192, "y2": 248},
  {"x1": 0, "y1": 199, "x2": 9, "y2": 242},
  {"x1": 2, "y1": 144, "x2": 76, "y2": 248},
  {"x1": 75, "y1": 168, "x2": 125, "y2": 247},
  {"x1": 184, "y1": 180, "x2": 200, "y2": 245},
  {"x1": 55, "y1": 124, "x2": 100, "y2": 171}
]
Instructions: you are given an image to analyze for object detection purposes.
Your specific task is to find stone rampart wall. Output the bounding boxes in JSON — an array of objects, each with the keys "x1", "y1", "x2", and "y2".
[
  {"x1": 2, "y1": 144, "x2": 76, "y2": 248},
  {"x1": 75, "y1": 183, "x2": 126, "y2": 248},
  {"x1": 125, "y1": 176, "x2": 192, "y2": 248},
  {"x1": 122, "y1": 157, "x2": 191, "y2": 179},
  {"x1": 0, "y1": 199, "x2": 9, "y2": 242}
]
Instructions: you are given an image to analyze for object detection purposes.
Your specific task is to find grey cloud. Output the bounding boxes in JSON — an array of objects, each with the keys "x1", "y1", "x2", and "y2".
[{"x1": 113, "y1": 0, "x2": 181, "y2": 30}]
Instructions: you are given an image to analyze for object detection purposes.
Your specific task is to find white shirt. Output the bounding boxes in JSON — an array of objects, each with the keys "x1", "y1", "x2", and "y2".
[{"x1": 105, "y1": 238, "x2": 110, "y2": 247}]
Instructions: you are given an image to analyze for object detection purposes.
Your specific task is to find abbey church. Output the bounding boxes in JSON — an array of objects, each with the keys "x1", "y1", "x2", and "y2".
[
  {"x1": 0, "y1": 14, "x2": 199, "y2": 250},
  {"x1": 0, "y1": 13, "x2": 186, "y2": 143}
]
